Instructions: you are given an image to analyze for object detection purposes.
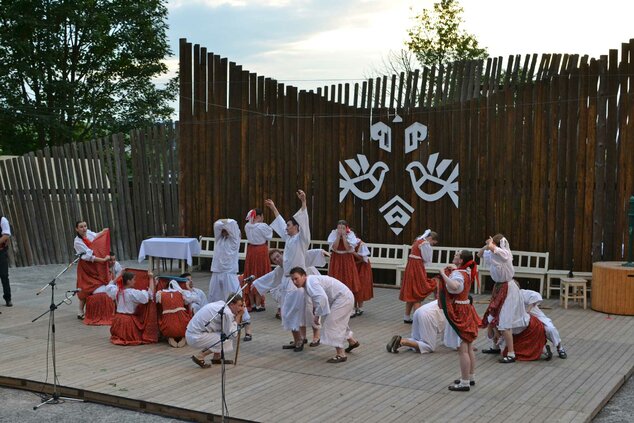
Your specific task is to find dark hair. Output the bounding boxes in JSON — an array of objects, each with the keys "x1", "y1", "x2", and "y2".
[
  {"x1": 458, "y1": 250, "x2": 474, "y2": 264},
  {"x1": 337, "y1": 219, "x2": 348, "y2": 226},
  {"x1": 122, "y1": 271, "x2": 135, "y2": 285},
  {"x1": 254, "y1": 208, "x2": 263, "y2": 216},
  {"x1": 226, "y1": 293, "x2": 243, "y2": 304},
  {"x1": 74, "y1": 220, "x2": 86, "y2": 236},
  {"x1": 492, "y1": 234, "x2": 505, "y2": 246},
  {"x1": 289, "y1": 266, "x2": 306, "y2": 276},
  {"x1": 287, "y1": 217, "x2": 299, "y2": 228},
  {"x1": 180, "y1": 272, "x2": 192, "y2": 278}
]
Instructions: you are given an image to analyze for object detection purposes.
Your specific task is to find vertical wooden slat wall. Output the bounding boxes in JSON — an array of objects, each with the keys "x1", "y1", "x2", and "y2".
[
  {"x1": 176, "y1": 38, "x2": 634, "y2": 272},
  {"x1": 0, "y1": 122, "x2": 179, "y2": 266}
]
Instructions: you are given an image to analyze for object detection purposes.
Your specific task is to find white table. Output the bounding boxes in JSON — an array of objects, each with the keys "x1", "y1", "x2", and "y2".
[{"x1": 138, "y1": 237, "x2": 201, "y2": 273}]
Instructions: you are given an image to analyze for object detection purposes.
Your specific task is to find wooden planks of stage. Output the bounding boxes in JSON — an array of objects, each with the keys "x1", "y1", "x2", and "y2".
[{"x1": 1, "y1": 264, "x2": 633, "y2": 423}]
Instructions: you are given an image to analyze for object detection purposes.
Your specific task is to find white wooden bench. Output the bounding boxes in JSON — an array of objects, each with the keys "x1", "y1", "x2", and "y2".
[
  {"x1": 365, "y1": 243, "x2": 408, "y2": 285},
  {"x1": 545, "y1": 270, "x2": 593, "y2": 299}
]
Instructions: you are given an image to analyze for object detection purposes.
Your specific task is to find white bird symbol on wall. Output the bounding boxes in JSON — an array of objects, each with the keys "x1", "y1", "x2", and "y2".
[
  {"x1": 339, "y1": 154, "x2": 389, "y2": 202},
  {"x1": 405, "y1": 153, "x2": 459, "y2": 207}
]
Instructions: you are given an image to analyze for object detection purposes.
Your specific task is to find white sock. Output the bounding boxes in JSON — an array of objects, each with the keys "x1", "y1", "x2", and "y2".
[
  {"x1": 469, "y1": 374, "x2": 475, "y2": 382},
  {"x1": 507, "y1": 351, "x2": 516, "y2": 358},
  {"x1": 460, "y1": 379, "x2": 470, "y2": 387},
  {"x1": 404, "y1": 314, "x2": 411, "y2": 320}
]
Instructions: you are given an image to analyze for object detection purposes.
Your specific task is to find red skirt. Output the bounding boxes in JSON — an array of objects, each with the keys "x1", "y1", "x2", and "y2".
[
  {"x1": 110, "y1": 314, "x2": 147, "y2": 345},
  {"x1": 399, "y1": 258, "x2": 435, "y2": 302},
  {"x1": 83, "y1": 293, "x2": 115, "y2": 326},
  {"x1": 354, "y1": 260, "x2": 374, "y2": 302},
  {"x1": 444, "y1": 303, "x2": 481, "y2": 344},
  {"x1": 243, "y1": 244, "x2": 270, "y2": 307},
  {"x1": 328, "y1": 253, "x2": 360, "y2": 293},
  {"x1": 159, "y1": 310, "x2": 191, "y2": 338},
  {"x1": 503, "y1": 315, "x2": 547, "y2": 361}
]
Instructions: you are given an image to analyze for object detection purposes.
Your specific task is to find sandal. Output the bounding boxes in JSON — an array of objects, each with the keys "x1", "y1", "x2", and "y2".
[
  {"x1": 448, "y1": 384, "x2": 470, "y2": 391},
  {"x1": 499, "y1": 356, "x2": 516, "y2": 363},
  {"x1": 386, "y1": 335, "x2": 401, "y2": 353},
  {"x1": 326, "y1": 355, "x2": 347, "y2": 363},
  {"x1": 243, "y1": 334, "x2": 252, "y2": 342},
  {"x1": 77, "y1": 313, "x2": 85, "y2": 320},
  {"x1": 309, "y1": 339, "x2": 320, "y2": 347},
  {"x1": 558, "y1": 348, "x2": 567, "y2": 359},
  {"x1": 454, "y1": 379, "x2": 476, "y2": 386},
  {"x1": 481, "y1": 347, "x2": 501, "y2": 354},
  {"x1": 275, "y1": 311, "x2": 281, "y2": 320},
  {"x1": 345, "y1": 341, "x2": 360, "y2": 353},
  {"x1": 191, "y1": 355, "x2": 211, "y2": 369}
]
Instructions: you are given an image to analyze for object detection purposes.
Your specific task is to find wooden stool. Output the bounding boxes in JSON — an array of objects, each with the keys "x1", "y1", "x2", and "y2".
[{"x1": 560, "y1": 277, "x2": 588, "y2": 309}]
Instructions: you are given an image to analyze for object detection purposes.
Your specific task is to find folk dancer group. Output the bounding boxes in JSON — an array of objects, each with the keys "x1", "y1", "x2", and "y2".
[
  {"x1": 71, "y1": 195, "x2": 567, "y2": 386},
  {"x1": 388, "y1": 232, "x2": 567, "y2": 392}
]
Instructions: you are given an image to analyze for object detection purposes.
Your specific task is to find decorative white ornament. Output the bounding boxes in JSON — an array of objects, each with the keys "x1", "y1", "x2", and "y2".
[
  {"x1": 404, "y1": 122, "x2": 428, "y2": 154},
  {"x1": 379, "y1": 196, "x2": 415, "y2": 235},
  {"x1": 370, "y1": 121, "x2": 392, "y2": 152},
  {"x1": 405, "y1": 153, "x2": 459, "y2": 208},
  {"x1": 339, "y1": 154, "x2": 389, "y2": 202}
]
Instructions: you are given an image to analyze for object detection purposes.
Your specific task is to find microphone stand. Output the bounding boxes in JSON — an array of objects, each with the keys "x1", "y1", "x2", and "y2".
[
  {"x1": 32, "y1": 255, "x2": 85, "y2": 409},
  {"x1": 202, "y1": 276, "x2": 253, "y2": 422}
]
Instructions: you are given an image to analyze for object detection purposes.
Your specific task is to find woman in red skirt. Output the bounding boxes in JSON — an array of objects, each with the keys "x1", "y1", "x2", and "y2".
[
  {"x1": 243, "y1": 208, "x2": 273, "y2": 311},
  {"x1": 437, "y1": 250, "x2": 480, "y2": 391},
  {"x1": 327, "y1": 220, "x2": 360, "y2": 300},
  {"x1": 110, "y1": 271, "x2": 157, "y2": 345},
  {"x1": 399, "y1": 230, "x2": 438, "y2": 323}
]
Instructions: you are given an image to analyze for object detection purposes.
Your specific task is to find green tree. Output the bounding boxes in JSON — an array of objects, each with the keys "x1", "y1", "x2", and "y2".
[
  {"x1": 407, "y1": 0, "x2": 488, "y2": 69},
  {"x1": 0, "y1": 0, "x2": 176, "y2": 154}
]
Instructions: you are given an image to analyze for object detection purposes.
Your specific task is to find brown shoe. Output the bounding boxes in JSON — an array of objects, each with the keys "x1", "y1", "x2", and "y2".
[
  {"x1": 191, "y1": 355, "x2": 211, "y2": 369},
  {"x1": 326, "y1": 355, "x2": 347, "y2": 363},
  {"x1": 345, "y1": 341, "x2": 360, "y2": 353}
]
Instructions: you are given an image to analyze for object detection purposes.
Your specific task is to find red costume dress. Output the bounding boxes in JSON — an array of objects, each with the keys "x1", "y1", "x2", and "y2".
[
  {"x1": 157, "y1": 289, "x2": 192, "y2": 339},
  {"x1": 328, "y1": 237, "x2": 360, "y2": 294},
  {"x1": 110, "y1": 269, "x2": 158, "y2": 345},
  {"x1": 243, "y1": 220, "x2": 272, "y2": 309},
  {"x1": 354, "y1": 241, "x2": 373, "y2": 303},
  {"x1": 75, "y1": 229, "x2": 115, "y2": 326},
  {"x1": 399, "y1": 239, "x2": 436, "y2": 302},
  {"x1": 437, "y1": 266, "x2": 481, "y2": 345}
]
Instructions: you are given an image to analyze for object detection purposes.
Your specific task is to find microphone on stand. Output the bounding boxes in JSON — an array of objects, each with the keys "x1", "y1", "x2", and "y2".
[
  {"x1": 66, "y1": 289, "x2": 82, "y2": 294},
  {"x1": 75, "y1": 252, "x2": 86, "y2": 258},
  {"x1": 242, "y1": 275, "x2": 256, "y2": 284}
]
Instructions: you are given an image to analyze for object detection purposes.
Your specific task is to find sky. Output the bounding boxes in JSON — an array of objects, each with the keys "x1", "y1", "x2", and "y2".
[{"x1": 163, "y1": 0, "x2": 634, "y2": 115}]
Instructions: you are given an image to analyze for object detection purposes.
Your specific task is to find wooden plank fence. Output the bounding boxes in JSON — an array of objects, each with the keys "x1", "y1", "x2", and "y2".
[
  {"x1": 0, "y1": 124, "x2": 180, "y2": 267},
  {"x1": 178, "y1": 38, "x2": 634, "y2": 272}
]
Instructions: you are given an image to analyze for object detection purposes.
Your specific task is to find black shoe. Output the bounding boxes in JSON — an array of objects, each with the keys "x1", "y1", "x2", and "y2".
[
  {"x1": 448, "y1": 384, "x2": 470, "y2": 391},
  {"x1": 481, "y1": 347, "x2": 501, "y2": 354},
  {"x1": 5, "y1": 301, "x2": 12, "y2": 307},
  {"x1": 294, "y1": 343, "x2": 304, "y2": 352},
  {"x1": 557, "y1": 348, "x2": 567, "y2": 359},
  {"x1": 403, "y1": 319, "x2": 413, "y2": 324},
  {"x1": 454, "y1": 379, "x2": 475, "y2": 386}
]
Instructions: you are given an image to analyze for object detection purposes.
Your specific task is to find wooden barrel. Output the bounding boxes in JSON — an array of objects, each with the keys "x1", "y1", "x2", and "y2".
[{"x1": 591, "y1": 262, "x2": 634, "y2": 315}]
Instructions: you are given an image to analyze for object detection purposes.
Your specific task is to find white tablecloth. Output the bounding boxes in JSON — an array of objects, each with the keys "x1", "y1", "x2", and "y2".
[{"x1": 138, "y1": 238, "x2": 201, "y2": 266}]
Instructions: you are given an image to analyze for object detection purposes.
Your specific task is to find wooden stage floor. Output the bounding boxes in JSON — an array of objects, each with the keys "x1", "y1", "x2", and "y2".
[{"x1": 1, "y1": 263, "x2": 632, "y2": 422}]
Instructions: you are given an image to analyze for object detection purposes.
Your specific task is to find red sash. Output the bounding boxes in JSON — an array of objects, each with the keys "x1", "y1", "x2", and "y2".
[{"x1": 76, "y1": 230, "x2": 111, "y2": 300}]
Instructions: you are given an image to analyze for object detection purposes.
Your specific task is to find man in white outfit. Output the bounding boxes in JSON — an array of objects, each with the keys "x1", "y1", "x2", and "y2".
[
  {"x1": 186, "y1": 294, "x2": 245, "y2": 368},
  {"x1": 208, "y1": 219, "x2": 241, "y2": 303},
  {"x1": 386, "y1": 300, "x2": 447, "y2": 354},
  {"x1": 290, "y1": 267, "x2": 359, "y2": 363}
]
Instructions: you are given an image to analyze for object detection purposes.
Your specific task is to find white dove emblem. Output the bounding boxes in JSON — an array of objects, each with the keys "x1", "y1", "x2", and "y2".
[
  {"x1": 405, "y1": 153, "x2": 459, "y2": 207},
  {"x1": 339, "y1": 154, "x2": 389, "y2": 202}
]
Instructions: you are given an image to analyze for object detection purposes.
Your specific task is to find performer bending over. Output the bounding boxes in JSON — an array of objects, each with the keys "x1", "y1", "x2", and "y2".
[
  {"x1": 186, "y1": 293, "x2": 245, "y2": 368},
  {"x1": 521, "y1": 289, "x2": 567, "y2": 359},
  {"x1": 110, "y1": 271, "x2": 156, "y2": 345},
  {"x1": 386, "y1": 300, "x2": 447, "y2": 354},
  {"x1": 290, "y1": 267, "x2": 359, "y2": 363},
  {"x1": 438, "y1": 250, "x2": 480, "y2": 391}
]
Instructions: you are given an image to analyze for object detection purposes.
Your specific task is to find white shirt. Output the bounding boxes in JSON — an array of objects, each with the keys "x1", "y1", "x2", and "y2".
[
  {"x1": 244, "y1": 221, "x2": 273, "y2": 245},
  {"x1": 211, "y1": 219, "x2": 241, "y2": 273},
  {"x1": 419, "y1": 241, "x2": 432, "y2": 263},
  {"x1": 74, "y1": 230, "x2": 98, "y2": 261},
  {"x1": 115, "y1": 288, "x2": 150, "y2": 314},
  {"x1": 304, "y1": 275, "x2": 352, "y2": 317},
  {"x1": 270, "y1": 208, "x2": 310, "y2": 274},
  {"x1": 1, "y1": 217, "x2": 10, "y2": 236},
  {"x1": 186, "y1": 301, "x2": 238, "y2": 338},
  {"x1": 483, "y1": 247, "x2": 514, "y2": 282},
  {"x1": 327, "y1": 230, "x2": 358, "y2": 252}
]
